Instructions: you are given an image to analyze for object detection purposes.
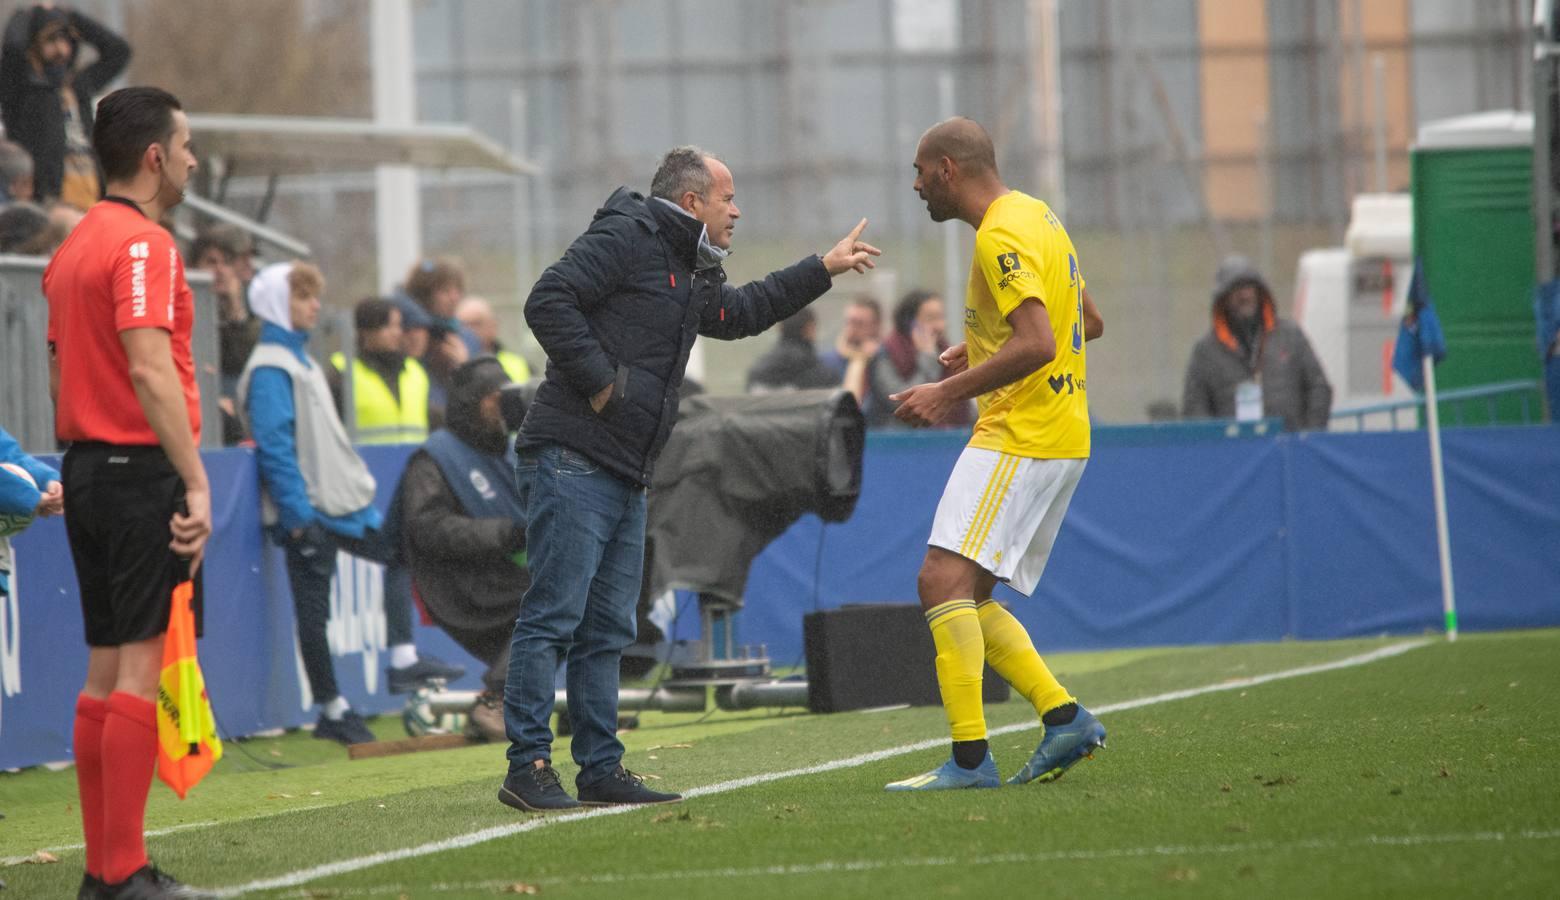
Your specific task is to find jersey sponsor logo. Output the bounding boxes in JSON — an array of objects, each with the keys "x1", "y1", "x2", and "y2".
[
  {"x1": 129, "y1": 241, "x2": 149, "y2": 317},
  {"x1": 168, "y1": 246, "x2": 178, "y2": 321},
  {"x1": 1047, "y1": 373, "x2": 1085, "y2": 395},
  {"x1": 994, "y1": 251, "x2": 1035, "y2": 291},
  {"x1": 964, "y1": 307, "x2": 979, "y2": 332}
]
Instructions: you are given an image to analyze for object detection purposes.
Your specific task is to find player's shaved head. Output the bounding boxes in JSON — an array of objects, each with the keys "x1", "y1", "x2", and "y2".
[{"x1": 918, "y1": 117, "x2": 998, "y2": 177}]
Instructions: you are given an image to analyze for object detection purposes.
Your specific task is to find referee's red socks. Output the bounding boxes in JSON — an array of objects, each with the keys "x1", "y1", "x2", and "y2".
[
  {"x1": 100, "y1": 691, "x2": 157, "y2": 883},
  {"x1": 73, "y1": 694, "x2": 108, "y2": 878}
]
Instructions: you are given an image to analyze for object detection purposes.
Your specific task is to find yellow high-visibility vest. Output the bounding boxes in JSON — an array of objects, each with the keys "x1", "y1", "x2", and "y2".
[
  {"x1": 496, "y1": 349, "x2": 532, "y2": 384},
  {"x1": 330, "y1": 353, "x2": 430, "y2": 445}
]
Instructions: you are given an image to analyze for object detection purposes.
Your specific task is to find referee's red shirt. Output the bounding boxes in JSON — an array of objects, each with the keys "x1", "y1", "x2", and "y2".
[{"x1": 45, "y1": 199, "x2": 201, "y2": 445}]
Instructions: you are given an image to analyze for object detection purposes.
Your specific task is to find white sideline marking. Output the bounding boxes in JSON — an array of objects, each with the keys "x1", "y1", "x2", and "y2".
[
  {"x1": 2, "y1": 821, "x2": 215, "y2": 866},
  {"x1": 269, "y1": 828, "x2": 1560, "y2": 896},
  {"x1": 218, "y1": 640, "x2": 1430, "y2": 897}
]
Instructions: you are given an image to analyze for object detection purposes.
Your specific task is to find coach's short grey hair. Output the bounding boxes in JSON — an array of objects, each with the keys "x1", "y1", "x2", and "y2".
[{"x1": 651, "y1": 145, "x2": 717, "y2": 202}]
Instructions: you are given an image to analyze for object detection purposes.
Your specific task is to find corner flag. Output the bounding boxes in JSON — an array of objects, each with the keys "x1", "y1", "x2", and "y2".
[{"x1": 1392, "y1": 261, "x2": 1447, "y2": 392}]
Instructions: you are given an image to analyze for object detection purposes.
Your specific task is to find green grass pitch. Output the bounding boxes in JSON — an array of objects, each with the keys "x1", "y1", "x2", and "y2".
[{"x1": 2, "y1": 630, "x2": 1556, "y2": 898}]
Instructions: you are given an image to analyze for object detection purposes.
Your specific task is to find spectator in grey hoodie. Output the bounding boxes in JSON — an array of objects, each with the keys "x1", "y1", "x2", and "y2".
[{"x1": 1182, "y1": 255, "x2": 1332, "y2": 430}]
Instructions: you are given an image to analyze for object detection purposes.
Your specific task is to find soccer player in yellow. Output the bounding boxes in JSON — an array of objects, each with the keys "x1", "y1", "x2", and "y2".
[{"x1": 886, "y1": 117, "x2": 1106, "y2": 791}]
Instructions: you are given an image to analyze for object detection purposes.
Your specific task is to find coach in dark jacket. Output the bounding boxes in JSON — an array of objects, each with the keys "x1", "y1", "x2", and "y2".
[
  {"x1": 0, "y1": 5, "x2": 129, "y2": 205},
  {"x1": 1182, "y1": 255, "x2": 1333, "y2": 430},
  {"x1": 499, "y1": 146, "x2": 881, "y2": 812}
]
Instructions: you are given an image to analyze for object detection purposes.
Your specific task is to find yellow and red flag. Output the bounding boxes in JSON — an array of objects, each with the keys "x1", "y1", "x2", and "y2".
[{"x1": 155, "y1": 580, "x2": 222, "y2": 798}]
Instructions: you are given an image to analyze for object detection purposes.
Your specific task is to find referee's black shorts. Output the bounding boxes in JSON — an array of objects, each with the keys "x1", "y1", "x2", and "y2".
[{"x1": 61, "y1": 443, "x2": 204, "y2": 647}]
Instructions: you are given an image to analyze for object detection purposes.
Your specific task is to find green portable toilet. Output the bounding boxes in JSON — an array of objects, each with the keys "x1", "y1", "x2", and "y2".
[{"x1": 1412, "y1": 111, "x2": 1541, "y2": 424}]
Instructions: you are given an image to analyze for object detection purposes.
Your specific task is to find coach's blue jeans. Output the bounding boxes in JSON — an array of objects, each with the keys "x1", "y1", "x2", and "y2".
[{"x1": 504, "y1": 443, "x2": 644, "y2": 787}]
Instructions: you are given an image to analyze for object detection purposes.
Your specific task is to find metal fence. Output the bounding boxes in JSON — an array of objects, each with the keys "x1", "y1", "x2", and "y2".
[{"x1": 0, "y1": 255, "x2": 221, "y2": 455}]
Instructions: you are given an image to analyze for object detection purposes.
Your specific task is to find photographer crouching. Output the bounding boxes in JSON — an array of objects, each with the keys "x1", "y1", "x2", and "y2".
[{"x1": 392, "y1": 358, "x2": 528, "y2": 741}]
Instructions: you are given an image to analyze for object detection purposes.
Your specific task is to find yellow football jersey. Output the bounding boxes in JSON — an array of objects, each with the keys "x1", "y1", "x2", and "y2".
[{"x1": 963, "y1": 191, "x2": 1090, "y2": 458}]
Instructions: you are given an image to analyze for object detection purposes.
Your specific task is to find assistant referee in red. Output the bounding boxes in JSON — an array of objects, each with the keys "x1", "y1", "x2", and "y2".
[{"x1": 45, "y1": 86, "x2": 213, "y2": 900}]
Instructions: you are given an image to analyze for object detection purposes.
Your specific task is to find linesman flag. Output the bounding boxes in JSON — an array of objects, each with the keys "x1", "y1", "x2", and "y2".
[{"x1": 155, "y1": 580, "x2": 222, "y2": 798}]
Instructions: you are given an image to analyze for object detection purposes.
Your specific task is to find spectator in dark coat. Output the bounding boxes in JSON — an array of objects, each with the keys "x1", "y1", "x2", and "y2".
[
  {"x1": 499, "y1": 145, "x2": 881, "y2": 812},
  {"x1": 1182, "y1": 255, "x2": 1333, "y2": 430},
  {"x1": 393, "y1": 358, "x2": 527, "y2": 742},
  {"x1": 745, "y1": 307, "x2": 840, "y2": 392},
  {"x1": 0, "y1": 4, "x2": 129, "y2": 208}
]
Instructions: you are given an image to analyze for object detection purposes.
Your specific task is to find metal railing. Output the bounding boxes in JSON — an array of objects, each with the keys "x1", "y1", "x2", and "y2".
[
  {"x1": 1329, "y1": 380, "x2": 1545, "y2": 431},
  {"x1": 0, "y1": 255, "x2": 221, "y2": 455}
]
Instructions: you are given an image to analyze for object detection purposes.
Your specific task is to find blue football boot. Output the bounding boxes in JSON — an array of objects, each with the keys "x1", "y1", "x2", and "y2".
[
  {"x1": 1007, "y1": 705, "x2": 1106, "y2": 786},
  {"x1": 885, "y1": 750, "x2": 1001, "y2": 791}
]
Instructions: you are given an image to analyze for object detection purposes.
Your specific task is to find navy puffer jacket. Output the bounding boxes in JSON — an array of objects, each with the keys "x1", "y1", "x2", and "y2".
[{"x1": 519, "y1": 188, "x2": 833, "y2": 486}]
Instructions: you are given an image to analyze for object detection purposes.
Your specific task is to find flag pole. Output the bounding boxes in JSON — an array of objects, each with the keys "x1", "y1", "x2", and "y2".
[{"x1": 1421, "y1": 354, "x2": 1457, "y2": 640}]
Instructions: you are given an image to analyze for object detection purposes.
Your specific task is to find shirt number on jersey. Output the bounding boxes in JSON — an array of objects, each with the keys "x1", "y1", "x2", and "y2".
[{"x1": 1068, "y1": 253, "x2": 1082, "y2": 354}]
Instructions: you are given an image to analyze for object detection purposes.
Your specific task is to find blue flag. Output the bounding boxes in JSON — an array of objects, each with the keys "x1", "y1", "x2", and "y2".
[{"x1": 1392, "y1": 260, "x2": 1447, "y2": 393}]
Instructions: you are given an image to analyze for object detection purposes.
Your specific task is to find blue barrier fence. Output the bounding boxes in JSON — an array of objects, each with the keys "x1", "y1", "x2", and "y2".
[{"x1": 2, "y1": 427, "x2": 1557, "y2": 769}]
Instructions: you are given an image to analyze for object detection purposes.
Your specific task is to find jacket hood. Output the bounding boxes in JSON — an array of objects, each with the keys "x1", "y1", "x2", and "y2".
[
  {"x1": 249, "y1": 262, "x2": 295, "y2": 331},
  {"x1": 596, "y1": 187, "x2": 706, "y2": 270},
  {"x1": 1210, "y1": 254, "x2": 1276, "y2": 352}
]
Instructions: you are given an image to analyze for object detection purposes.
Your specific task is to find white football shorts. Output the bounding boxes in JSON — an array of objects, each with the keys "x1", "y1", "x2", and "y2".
[{"x1": 927, "y1": 447, "x2": 1086, "y2": 596}]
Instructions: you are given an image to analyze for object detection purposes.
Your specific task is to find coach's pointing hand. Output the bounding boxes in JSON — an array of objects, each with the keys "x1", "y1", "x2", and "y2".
[{"x1": 822, "y1": 219, "x2": 882, "y2": 276}]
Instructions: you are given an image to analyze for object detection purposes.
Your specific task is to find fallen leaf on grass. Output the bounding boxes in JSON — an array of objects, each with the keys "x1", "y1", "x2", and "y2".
[
  {"x1": 652, "y1": 810, "x2": 692, "y2": 824},
  {"x1": 1219, "y1": 783, "x2": 1232, "y2": 793},
  {"x1": 502, "y1": 883, "x2": 540, "y2": 894},
  {"x1": 1437, "y1": 766, "x2": 1453, "y2": 779},
  {"x1": 1162, "y1": 865, "x2": 1198, "y2": 882},
  {"x1": 965, "y1": 814, "x2": 987, "y2": 823},
  {"x1": 267, "y1": 793, "x2": 294, "y2": 800},
  {"x1": 309, "y1": 790, "x2": 323, "y2": 796},
  {"x1": 20, "y1": 850, "x2": 59, "y2": 865},
  {"x1": 1259, "y1": 775, "x2": 1297, "y2": 788},
  {"x1": 645, "y1": 743, "x2": 693, "y2": 751}
]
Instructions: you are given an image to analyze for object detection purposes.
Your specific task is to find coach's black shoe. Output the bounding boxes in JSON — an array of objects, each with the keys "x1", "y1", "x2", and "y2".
[
  {"x1": 387, "y1": 655, "x2": 467, "y2": 694},
  {"x1": 499, "y1": 761, "x2": 581, "y2": 812},
  {"x1": 313, "y1": 710, "x2": 376, "y2": 746},
  {"x1": 576, "y1": 765, "x2": 682, "y2": 806},
  {"x1": 103, "y1": 864, "x2": 214, "y2": 899}
]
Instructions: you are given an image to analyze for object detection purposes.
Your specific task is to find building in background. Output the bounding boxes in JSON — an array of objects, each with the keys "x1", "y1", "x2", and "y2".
[{"x1": 53, "y1": 0, "x2": 1526, "y2": 416}]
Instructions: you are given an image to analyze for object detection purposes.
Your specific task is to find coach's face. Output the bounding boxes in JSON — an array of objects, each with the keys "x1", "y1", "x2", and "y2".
[
  {"x1": 912, "y1": 140, "x2": 958, "y2": 223},
  {"x1": 690, "y1": 158, "x2": 740, "y2": 250},
  {"x1": 157, "y1": 111, "x2": 197, "y2": 208}
]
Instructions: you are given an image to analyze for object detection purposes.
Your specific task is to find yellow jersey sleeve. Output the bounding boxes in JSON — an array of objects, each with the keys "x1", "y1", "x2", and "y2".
[{"x1": 973, "y1": 226, "x2": 1048, "y2": 318}]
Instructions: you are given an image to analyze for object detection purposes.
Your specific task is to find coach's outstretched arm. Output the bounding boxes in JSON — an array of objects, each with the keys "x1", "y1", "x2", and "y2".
[
  {"x1": 890, "y1": 297, "x2": 1056, "y2": 428},
  {"x1": 699, "y1": 219, "x2": 881, "y2": 340}
]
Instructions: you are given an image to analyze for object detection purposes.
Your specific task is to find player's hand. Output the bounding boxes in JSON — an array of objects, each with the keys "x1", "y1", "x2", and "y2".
[
  {"x1": 890, "y1": 381, "x2": 957, "y2": 428},
  {"x1": 821, "y1": 219, "x2": 882, "y2": 276},
  {"x1": 171, "y1": 484, "x2": 212, "y2": 575},
  {"x1": 589, "y1": 383, "x2": 613, "y2": 413},
  {"x1": 940, "y1": 342, "x2": 968, "y2": 374},
  {"x1": 35, "y1": 480, "x2": 63, "y2": 517}
]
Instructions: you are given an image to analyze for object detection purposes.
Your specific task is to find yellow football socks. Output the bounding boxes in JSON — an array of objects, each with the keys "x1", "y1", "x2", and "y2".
[
  {"x1": 976, "y1": 600, "x2": 1073, "y2": 716},
  {"x1": 925, "y1": 599, "x2": 987, "y2": 741}
]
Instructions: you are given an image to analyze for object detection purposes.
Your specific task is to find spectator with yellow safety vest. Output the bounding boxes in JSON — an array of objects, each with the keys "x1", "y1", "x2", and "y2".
[
  {"x1": 457, "y1": 295, "x2": 532, "y2": 385},
  {"x1": 326, "y1": 296, "x2": 432, "y2": 445}
]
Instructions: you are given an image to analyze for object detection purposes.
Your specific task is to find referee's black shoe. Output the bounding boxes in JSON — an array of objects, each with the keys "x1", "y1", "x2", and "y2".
[
  {"x1": 386, "y1": 655, "x2": 467, "y2": 694},
  {"x1": 102, "y1": 864, "x2": 214, "y2": 899}
]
